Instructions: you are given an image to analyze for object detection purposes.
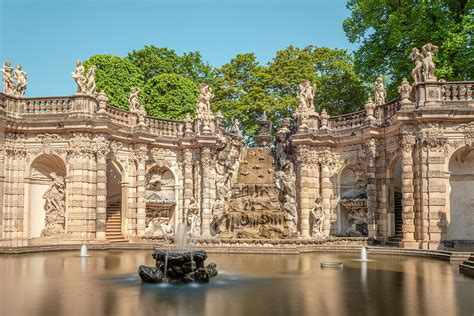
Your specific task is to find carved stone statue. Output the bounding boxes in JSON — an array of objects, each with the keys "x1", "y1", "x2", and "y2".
[
  {"x1": 346, "y1": 208, "x2": 368, "y2": 237},
  {"x1": 186, "y1": 197, "x2": 200, "y2": 237},
  {"x1": 231, "y1": 118, "x2": 241, "y2": 135},
  {"x1": 410, "y1": 48, "x2": 423, "y2": 84},
  {"x1": 320, "y1": 108, "x2": 329, "y2": 129},
  {"x1": 97, "y1": 90, "x2": 108, "y2": 112},
  {"x1": 364, "y1": 97, "x2": 376, "y2": 122},
  {"x1": 398, "y1": 78, "x2": 412, "y2": 103},
  {"x1": 85, "y1": 66, "x2": 96, "y2": 95},
  {"x1": 1, "y1": 61, "x2": 17, "y2": 96},
  {"x1": 197, "y1": 83, "x2": 213, "y2": 113},
  {"x1": 422, "y1": 43, "x2": 438, "y2": 82},
  {"x1": 71, "y1": 59, "x2": 86, "y2": 94},
  {"x1": 297, "y1": 80, "x2": 316, "y2": 110},
  {"x1": 374, "y1": 77, "x2": 386, "y2": 105},
  {"x1": 13, "y1": 64, "x2": 27, "y2": 97},
  {"x1": 310, "y1": 197, "x2": 325, "y2": 237},
  {"x1": 41, "y1": 172, "x2": 66, "y2": 236},
  {"x1": 129, "y1": 87, "x2": 140, "y2": 112}
]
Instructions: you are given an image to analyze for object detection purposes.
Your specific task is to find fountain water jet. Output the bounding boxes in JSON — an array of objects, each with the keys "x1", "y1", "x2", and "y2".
[
  {"x1": 138, "y1": 220, "x2": 218, "y2": 284},
  {"x1": 80, "y1": 244, "x2": 89, "y2": 257},
  {"x1": 360, "y1": 246, "x2": 368, "y2": 262}
]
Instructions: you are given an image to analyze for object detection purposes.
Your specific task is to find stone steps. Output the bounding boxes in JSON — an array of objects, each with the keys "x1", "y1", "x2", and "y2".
[{"x1": 105, "y1": 201, "x2": 127, "y2": 243}]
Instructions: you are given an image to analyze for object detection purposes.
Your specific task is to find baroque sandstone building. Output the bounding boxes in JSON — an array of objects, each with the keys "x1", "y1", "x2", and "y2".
[{"x1": 0, "y1": 45, "x2": 473, "y2": 250}]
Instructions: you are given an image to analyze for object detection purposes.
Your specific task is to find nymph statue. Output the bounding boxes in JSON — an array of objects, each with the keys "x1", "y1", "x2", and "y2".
[
  {"x1": 374, "y1": 77, "x2": 386, "y2": 105},
  {"x1": 1, "y1": 61, "x2": 16, "y2": 96},
  {"x1": 41, "y1": 172, "x2": 66, "y2": 236},
  {"x1": 297, "y1": 80, "x2": 316, "y2": 110},
  {"x1": 422, "y1": 43, "x2": 438, "y2": 81},
  {"x1": 186, "y1": 197, "x2": 200, "y2": 237},
  {"x1": 13, "y1": 64, "x2": 27, "y2": 97},
  {"x1": 71, "y1": 59, "x2": 86, "y2": 94},
  {"x1": 410, "y1": 48, "x2": 423, "y2": 84},
  {"x1": 129, "y1": 87, "x2": 140, "y2": 112},
  {"x1": 197, "y1": 83, "x2": 213, "y2": 113},
  {"x1": 310, "y1": 197, "x2": 325, "y2": 237}
]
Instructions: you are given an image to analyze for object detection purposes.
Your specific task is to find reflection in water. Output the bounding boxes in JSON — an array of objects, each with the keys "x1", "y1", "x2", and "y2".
[{"x1": 0, "y1": 251, "x2": 473, "y2": 316}]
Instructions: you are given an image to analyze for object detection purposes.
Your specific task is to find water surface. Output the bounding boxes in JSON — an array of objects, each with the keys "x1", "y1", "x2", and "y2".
[{"x1": 1, "y1": 250, "x2": 473, "y2": 316}]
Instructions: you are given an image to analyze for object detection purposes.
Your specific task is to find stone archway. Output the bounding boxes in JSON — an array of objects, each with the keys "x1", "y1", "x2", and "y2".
[
  {"x1": 337, "y1": 164, "x2": 367, "y2": 236},
  {"x1": 386, "y1": 156, "x2": 402, "y2": 242},
  {"x1": 143, "y1": 165, "x2": 176, "y2": 238},
  {"x1": 27, "y1": 154, "x2": 67, "y2": 238},
  {"x1": 447, "y1": 146, "x2": 474, "y2": 242},
  {"x1": 106, "y1": 160, "x2": 126, "y2": 242}
]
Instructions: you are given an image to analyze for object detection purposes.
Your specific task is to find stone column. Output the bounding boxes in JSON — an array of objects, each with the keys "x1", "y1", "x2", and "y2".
[
  {"x1": 296, "y1": 145, "x2": 319, "y2": 238},
  {"x1": 200, "y1": 147, "x2": 214, "y2": 237},
  {"x1": 418, "y1": 124, "x2": 447, "y2": 249},
  {"x1": 319, "y1": 149, "x2": 338, "y2": 236},
  {"x1": 182, "y1": 149, "x2": 194, "y2": 222},
  {"x1": 365, "y1": 139, "x2": 378, "y2": 238},
  {"x1": 134, "y1": 144, "x2": 148, "y2": 236},
  {"x1": 95, "y1": 135, "x2": 109, "y2": 240},
  {"x1": 400, "y1": 131, "x2": 417, "y2": 247}
]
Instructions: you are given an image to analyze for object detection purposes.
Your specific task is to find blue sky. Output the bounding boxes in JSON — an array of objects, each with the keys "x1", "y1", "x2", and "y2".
[{"x1": 0, "y1": 0, "x2": 356, "y2": 97}]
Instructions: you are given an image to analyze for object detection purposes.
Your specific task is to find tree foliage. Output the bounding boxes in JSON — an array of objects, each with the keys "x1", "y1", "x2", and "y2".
[
  {"x1": 343, "y1": 0, "x2": 474, "y2": 99},
  {"x1": 142, "y1": 73, "x2": 199, "y2": 120},
  {"x1": 127, "y1": 45, "x2": 213, "y2": 83},
  {"x1": 83, "y1": 55, "x2": 144, "y2": 110},
  {"x1": 212, "y1": 46, "x2": 367, "y2": 137}
]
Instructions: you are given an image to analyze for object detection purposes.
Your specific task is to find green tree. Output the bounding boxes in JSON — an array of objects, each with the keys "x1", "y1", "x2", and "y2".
[
  {"x1": 83, "y1": 55, "x2": 144, "y2": 110},
  {"x1": 343, "y1": 0, "x2": 474, "y2": 99},
  {"x1": 141, "y1": 73, "x2": 199, "y2": 120},
  {"x1": 212, "y1": 46, "x2": 367, "y2": 138},
  {"x1": 127, "y1": 45, "x2": 213, "y2": 83},
  {"x1": 212, "y1": 53, "x2": 271, "y2": 137}
]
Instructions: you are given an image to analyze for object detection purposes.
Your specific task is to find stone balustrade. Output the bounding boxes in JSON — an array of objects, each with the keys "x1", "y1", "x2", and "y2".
[
  {"x1": 105, "y1": 105, "x2": 132, "y2": 125},
  {"x1": 329, "y1": 110, "x2": 366, "y2": 130},
  {"x1": 442, "y1": 81, "x2": 474, "y2": 101},
  {"x1": 145, "y1": 117, "x2": 184, "y2": 137},
  {"x1": 22, "y1": 96, "x2": 72, "y2": 113}
]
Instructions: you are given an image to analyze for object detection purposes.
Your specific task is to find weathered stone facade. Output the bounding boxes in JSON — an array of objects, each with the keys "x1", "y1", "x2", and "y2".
[{"x1": 1, "y1": 48, "x2": 473, "y2": 250}]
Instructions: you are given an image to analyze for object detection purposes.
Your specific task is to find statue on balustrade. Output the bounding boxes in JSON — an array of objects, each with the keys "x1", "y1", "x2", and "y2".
[
  {"x1": 85, "y1": 66, "x2": 96, "y2": 95},
  {"x1": 297, "y1": 80, "x2": 316, "y2": 110},
  {"x1": 197, "y1": 83, "x2": 213, "y2": 113},
  {"x1": 320, "y1": 108, "x2": 329, "y2": 129},
  {"x1": 2, "y1": 61, "x2": 27, "y2": 97},
  {"x1": 72, "y1": 59, "x2": 86, "y2": 94},
  {"x1": 398, "y1": 78, "x2": 412, "y2": 103},
  {"x1": 374, "y1": 77, "x2": 386, "y2": 105},
  {"x1": 13, "y1": 65, "x2": 27, "y2": 97},
  {"x1": 72, "y1": 60, "x2": 96, "y2": 95},
  {"x1": 41, "y1": 172, "x2": 66, "y2": 236},
  {"x1": 421, "y1": 43, "x2": 438, "y2": 82},
  {"x1": 310, "y1": 197, "x2": 325, "y2": 237},
  {"x1": 129, "y1": 87, "x2": 141, "y2": 112},
  {"x1": 410, "y1": 48, "x2": 424, "y2": 84},
  {"x1": 364, "y1": 97, "x2": 376, "y2": 122}
]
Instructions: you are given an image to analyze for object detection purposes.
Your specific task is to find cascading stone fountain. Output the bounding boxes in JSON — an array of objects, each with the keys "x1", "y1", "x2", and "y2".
[
  {"x1": 138, "y1": 250, "x2": 217, "y2": 283},
  {"x1": 138, "y1": 222, "x2": 218, "y2": 284}
]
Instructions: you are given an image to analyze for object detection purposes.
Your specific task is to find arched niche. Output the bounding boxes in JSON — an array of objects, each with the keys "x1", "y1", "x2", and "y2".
[
  {"x1": 448, "y1": 146, "x2": 474, "y2": 240},
  {"x1": 337, "y1": 164, "x2": 367, "y2": 235},
  {"x1": 387, "y1": 155, "x2": 402, "y2": 239},
  {"x1": 27, "y1": 154, "x2": 67, "y2": 238},
  {"x1": 144, "y1": 165, "x2": 176, "y2": 237}
]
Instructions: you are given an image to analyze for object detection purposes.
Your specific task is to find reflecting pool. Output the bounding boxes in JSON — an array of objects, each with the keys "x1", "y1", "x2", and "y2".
[{"x1": 1, "y1": 250, "x2": 473, "y2": 315}]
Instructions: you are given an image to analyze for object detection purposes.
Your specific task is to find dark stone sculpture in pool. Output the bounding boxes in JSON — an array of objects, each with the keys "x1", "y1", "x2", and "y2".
[{"x1": 138, "y1": 249, "x2": 218, "y2": 283}]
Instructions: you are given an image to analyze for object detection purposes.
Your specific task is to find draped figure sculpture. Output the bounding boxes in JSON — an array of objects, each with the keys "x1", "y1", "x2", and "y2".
[
  {"x1": 13, "y1": 65, "x2": 27, "y2": 97},
  {"x1": 410, "y1": 48, "x2": 423, "y2": 84},
  {"x1": 41, "y1": 172, "x2": 66, "y2": 236},
  {"x1": 297, "y1": 80, "x2": 316, "y2": 110},
  {"x1": 421, "y1": 43, "x2": 438, "y2": 81}
]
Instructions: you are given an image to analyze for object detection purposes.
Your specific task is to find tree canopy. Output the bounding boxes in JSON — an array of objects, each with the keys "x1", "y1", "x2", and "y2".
[
  {"x1": 343, "y1": 0, "x2": 474, "y2": 99},
  {"x1": 83, "y1": 55, "x2": 144, "y2": 110},
  {"x1": 85, "y1": 44, "x2": 367, "y2": 138}
]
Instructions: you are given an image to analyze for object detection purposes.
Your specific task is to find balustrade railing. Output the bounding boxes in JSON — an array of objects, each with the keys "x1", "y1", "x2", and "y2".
[
  {"x1": 328, "y1": 110, "x2": 366, "y2": 130},
  {"x1": 106, "y1": 105, "x2": 130, "y2": 125},
  {"x1": 442, "y1": 81, "x2": 474, "y2": 101},
  {"x1": 22, "y1": 97, "x2": 71, "y2": 113},
  {"x1": 376, "y1": 98, "x2": 401, "y2": 121},
  {"x1": 146, "y1": 116, "x2": 183, "y2": 137}
]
